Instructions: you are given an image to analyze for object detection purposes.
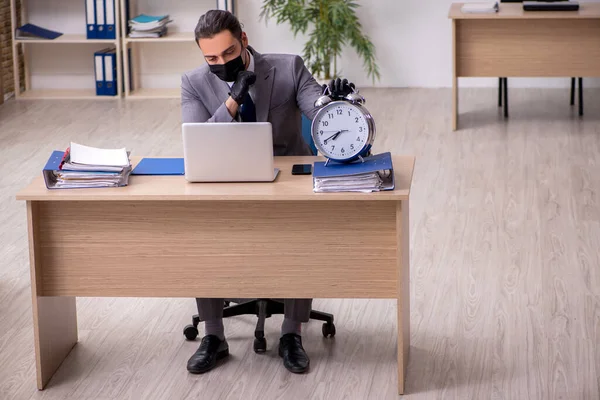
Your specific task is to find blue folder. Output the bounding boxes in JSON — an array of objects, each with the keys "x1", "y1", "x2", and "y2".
[
  {"x1": 15, "y1": 23, "x2": 63, "y2": 40},
  {"x1": 131, "y1": 158, "x2": 185, "y2": 175},
  {"x1": 313, "y1": 151, "x2": 395, "y2": 191}
]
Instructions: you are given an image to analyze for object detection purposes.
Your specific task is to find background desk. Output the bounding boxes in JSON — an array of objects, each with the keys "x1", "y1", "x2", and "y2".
[
  {"x1": 16, "y1": 155, "x2": 415, "y2": 395},
  {"x1": 449, "y1": 3, "x2": 600, "y2": 130}
]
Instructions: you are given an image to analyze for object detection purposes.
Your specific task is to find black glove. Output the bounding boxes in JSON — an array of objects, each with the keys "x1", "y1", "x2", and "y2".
[
  {"x1": 229, "y1": 71, "x2": 257, "y2": 105},
  {"x1": 323, "y1": 77, "x2": 356, "y2": 99}
]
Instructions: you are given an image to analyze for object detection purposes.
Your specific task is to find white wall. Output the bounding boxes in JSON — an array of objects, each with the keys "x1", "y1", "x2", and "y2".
[{"x1": 26, "y1": 0, "x2": 600, "y2": 90}]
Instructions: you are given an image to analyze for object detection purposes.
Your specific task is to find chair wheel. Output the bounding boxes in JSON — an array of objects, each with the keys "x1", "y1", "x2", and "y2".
[
  {"x1": 254, "y1": 337, "x2": 267, "y2": 353},
  {"x1": 183, "y1": 324, "x2": 199, "y2": 340},
  {"x1": 322, "y1": 322, "x2": 336, "y2": 338}
]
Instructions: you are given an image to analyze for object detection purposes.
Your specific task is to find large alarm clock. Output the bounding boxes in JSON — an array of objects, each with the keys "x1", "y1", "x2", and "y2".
[{"x1": 311, "y1": 86, "x2": 375, "y2": 164}]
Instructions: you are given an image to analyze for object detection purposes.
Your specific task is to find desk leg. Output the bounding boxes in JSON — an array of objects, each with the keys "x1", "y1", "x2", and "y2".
[
  {"x1": 397, "y1": 200, "x2": 410, "y2": 395},
  {"x1": 452, "y1": 20, "x2": 458, "y2": 131},
  {"x1": 27, "y1": 201, "x2": 78, "y2": 390}
]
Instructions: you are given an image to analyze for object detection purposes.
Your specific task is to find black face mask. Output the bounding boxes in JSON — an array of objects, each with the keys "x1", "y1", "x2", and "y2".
[{"x1": 209, "y1": 47, "x2": 246, "y2": 82}]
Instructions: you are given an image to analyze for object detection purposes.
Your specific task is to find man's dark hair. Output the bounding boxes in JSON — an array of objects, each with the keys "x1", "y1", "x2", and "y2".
[{"x1": 194, "y1": 10, "x2": 243, "y2": 43}]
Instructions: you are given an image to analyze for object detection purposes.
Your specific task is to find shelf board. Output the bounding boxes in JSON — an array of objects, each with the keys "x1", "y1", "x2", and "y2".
[
  {"x1": 126, "y1": 88, "x2": 180, "y2": 99},
  {"x1": 14, "y1": 34, "x2": 117, "y2": 44},
  {"x1": 17, "y1": 89, "x2": 119, "y2": 100},
  {"x1": 124, "y1": 32, "x2": 194, "y2": 43}
]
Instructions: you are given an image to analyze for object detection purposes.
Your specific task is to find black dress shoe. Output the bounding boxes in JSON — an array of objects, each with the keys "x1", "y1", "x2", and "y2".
[
  {"x1": 187, "y1": 335, "x2": 229, "y2": 374},
  {"x1": 278, "y1": 333, "x2": 310, "y2": 373}
]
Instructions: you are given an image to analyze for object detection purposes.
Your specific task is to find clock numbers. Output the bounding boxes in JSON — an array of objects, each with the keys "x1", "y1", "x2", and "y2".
[{"x1": 313, "y1": 102, "x2": 371, "y2": 161}]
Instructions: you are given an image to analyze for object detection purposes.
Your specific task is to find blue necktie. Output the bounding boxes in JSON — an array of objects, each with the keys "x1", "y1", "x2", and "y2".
[{"x1": 239, "y1": 93, "x2": 256, "y2": 122}]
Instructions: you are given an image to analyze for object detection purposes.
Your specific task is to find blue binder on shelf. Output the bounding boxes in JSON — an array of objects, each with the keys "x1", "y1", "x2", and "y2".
[
  {"x1": 15, "y1": 24, "x2": 63, "y2": 40},
  {"x1": 94, "y1": 48, "x2": 116, "y2": 96},
  {"x1": 313, "y1": 152, "x2": 395, "y2": 192},
  {"x1": 85, "y1": 0, "x2": 96, "y2": 39},
  {"x1": 95, "y1": 0, "x2": 106, "y2": 38},
  {"x1": 104, "y1": 48, "x2": 117, "y2": 95},
  {"x1": 131, "y1": 158, "x2": 185, "y2": 175},
  {"x1": 104, "y1": 0, "x2": 116, "y2": 39}
]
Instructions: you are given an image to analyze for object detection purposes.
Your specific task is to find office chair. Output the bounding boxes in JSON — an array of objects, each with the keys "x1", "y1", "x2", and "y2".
[
  {"x1": 497, "y1": 0, "x2": 583, "y2": 117},
  {"x1": 183, "y1": 115, "x2": 335, "y2": 353}
]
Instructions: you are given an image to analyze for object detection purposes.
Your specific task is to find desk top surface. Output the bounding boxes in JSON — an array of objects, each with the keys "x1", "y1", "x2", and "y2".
[
  {"x1": 16, "y1": 155, "x2": 415, "y2": 202},
  {"x1": 449, "y1": 2, "x2": 600, "y2": 19}
]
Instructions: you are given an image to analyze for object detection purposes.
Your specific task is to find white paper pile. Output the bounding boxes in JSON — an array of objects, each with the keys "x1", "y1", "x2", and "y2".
[
  {"x1": 128, "y1": 14, "x2": 172, "y2": 38},
  {"x1": 54, "y1": 142, "x2": 132, "y2": 188}
]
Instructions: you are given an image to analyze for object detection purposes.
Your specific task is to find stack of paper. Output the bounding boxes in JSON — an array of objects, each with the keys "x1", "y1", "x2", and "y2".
[
  {"x1": 128, "y1": 14, "x2": 172, "y2": 38},
  {"x1": 45, "y1": 142, "x2": 132, "y2": 189},
  {"x1": 461, "y1": 1, "x2": 499, "y2": 13},
  {"x1": 312, "y1": 152, "x2": 395, "y2": 193}
]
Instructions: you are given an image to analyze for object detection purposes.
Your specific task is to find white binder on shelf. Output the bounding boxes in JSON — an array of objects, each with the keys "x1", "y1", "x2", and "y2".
[
  {"x1": 95, "y1": 0, "x2": 105, "y2": 38},
  {"x1": 85, "y1": 0, "x2": 96, "y2": 39},
  {"x1": 216, "y1": 0, "x2": 235, "y2": 13},
  {"x1": 105, "y1": 0, "x2": 116, "y2": 39}
]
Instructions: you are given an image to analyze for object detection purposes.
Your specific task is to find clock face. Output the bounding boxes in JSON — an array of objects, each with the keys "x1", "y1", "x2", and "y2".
[{"x1": 312, "y1": 102, "x2": 371, "y2": 161}]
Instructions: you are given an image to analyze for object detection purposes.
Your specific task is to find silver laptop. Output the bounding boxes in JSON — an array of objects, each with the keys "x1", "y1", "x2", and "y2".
[{"x1": 182, "y1": 122, "x2": 279, "y2": 182}]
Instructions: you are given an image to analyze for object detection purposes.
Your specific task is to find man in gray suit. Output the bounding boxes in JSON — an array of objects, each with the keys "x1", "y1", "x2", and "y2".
[{"x1": 181, "y1": 10, "x2": 355, "y2": 376}]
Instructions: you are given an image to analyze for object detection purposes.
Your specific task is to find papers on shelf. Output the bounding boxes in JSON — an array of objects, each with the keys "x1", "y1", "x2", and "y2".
[
  {"x1": 128, "y1": 14, "x2": 172, "y2": 38},
  {"x1": 461, "y1": 1, "x2": 499, "y2": 13}
]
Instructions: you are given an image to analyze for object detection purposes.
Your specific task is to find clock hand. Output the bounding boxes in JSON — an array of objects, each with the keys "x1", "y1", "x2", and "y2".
[{"x1": 323, "y1": 130, "x2": 349, "y2": 145}]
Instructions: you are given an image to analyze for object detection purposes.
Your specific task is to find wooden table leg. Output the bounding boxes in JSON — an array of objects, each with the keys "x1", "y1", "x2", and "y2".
[
  {"x1": 452, "y1": 20, "x2": 458, "y2": 131},
  {"x1": 397, "y1": 200, "x2": 410, "y2": 395},
  {"x1": 28, "y1": 202, "x2": 78, "y2": 390}
]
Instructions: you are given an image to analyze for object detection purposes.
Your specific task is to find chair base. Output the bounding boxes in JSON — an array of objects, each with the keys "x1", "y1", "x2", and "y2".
[{"x1": 183, "y1": 299, "x2": 336, "y2": 353}]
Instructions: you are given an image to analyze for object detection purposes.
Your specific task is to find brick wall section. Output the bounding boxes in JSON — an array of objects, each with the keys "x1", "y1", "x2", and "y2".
[{"x1": 1, "y1": 0, "x2": 24, "y2": 96}]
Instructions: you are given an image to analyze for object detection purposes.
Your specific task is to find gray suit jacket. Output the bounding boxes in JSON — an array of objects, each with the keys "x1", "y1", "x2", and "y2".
[{"x1": 181, "y1": 47, "x2": 323, "y2": 156}]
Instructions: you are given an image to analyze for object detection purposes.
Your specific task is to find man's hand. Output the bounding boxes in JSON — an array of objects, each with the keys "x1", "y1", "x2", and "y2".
[
  {"x1": 229, "y1": 71, "x2": 257, "y2": 105},
  {"x1": 322, "y1": 77, "x2": 356, "y2": 100}
]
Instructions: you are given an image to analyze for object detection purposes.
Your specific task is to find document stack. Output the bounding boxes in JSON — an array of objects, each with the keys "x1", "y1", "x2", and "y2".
[
  {"x1": 312, "y1": 152, "x2": 395, "y2": 193},
  {"x1": 128, "y1": 14, "x2": 172, "y2": 38},
  {"x1": 43, "y1": 142, "x2": 132, "y2": 189}
]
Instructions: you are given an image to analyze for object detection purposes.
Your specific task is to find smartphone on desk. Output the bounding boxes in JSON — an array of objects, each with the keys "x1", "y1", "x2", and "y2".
[{"x1": 292, "y1": 164, "x2": 312, "y2": 175}]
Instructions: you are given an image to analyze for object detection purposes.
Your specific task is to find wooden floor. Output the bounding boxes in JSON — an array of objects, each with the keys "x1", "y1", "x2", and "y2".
[{"x1": 1, "y1": 87, "x2": 599, "y2": 399}]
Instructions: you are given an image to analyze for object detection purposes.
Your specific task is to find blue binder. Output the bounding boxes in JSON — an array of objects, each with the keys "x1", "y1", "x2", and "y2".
[
  {"x1": 95, "y1": 0, "x2": 106, "y2": 38},
  {"x1": 105, "y1": 0, "x2": 116, "y2": 39},
  {"x1": 104, "y1": 49, "x2": 117, "y2": 96},
  {"x1": 42, "y1": 150, "x2": 130, "y2": 189},
  {"x1": 94, "y1": 49, "x2": 106, "y2": 95},
  {"x1": 313, "y1": 152, "x2": 395, "y2": 191},
  {"x1": 131, "y1": 158, "x2": 185, "y2": 175},
  {"x1": 85, "y1": 0, "x2": 96, "y2": 39},
  {"x1": 15, "y1": 24, "x2": 63, "y2": 40}
]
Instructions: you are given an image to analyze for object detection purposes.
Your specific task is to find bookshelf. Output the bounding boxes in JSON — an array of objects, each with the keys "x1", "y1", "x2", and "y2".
[
  {"x1": 9, "y1": 0, "x2": 122, "y2": 100},
  {"x1": 120, "y1": 0, "x2": 230, "y2": 99}
]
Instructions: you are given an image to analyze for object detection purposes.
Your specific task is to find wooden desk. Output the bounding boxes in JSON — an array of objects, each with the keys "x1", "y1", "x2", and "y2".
[
  {"x1": 449, "y1": 2, "x2": 600, "y2": 130},
  {"x1": 16, "y1": 155, "x2": 415, "y2": 395}
]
